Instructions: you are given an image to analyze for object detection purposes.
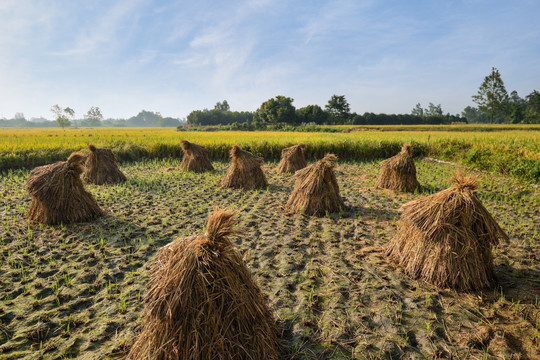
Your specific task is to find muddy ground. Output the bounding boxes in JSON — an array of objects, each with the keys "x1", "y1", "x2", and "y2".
[{"x1": 0, "y1": 158, "x2": 539, "y2": 359}]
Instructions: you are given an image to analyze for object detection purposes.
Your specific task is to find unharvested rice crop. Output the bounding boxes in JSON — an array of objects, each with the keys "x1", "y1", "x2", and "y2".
[{"x1": 1, "y1": 126, "x2": 539, "y2": 182}]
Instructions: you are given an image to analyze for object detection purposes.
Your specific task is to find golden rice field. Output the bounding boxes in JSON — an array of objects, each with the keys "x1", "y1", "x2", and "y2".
[
  {"x1": 2, "y1": 127, "x2": 540, "y2": 153},
  {"x1": 1, "y1": 126, "x2": 539, "y2": 182}
]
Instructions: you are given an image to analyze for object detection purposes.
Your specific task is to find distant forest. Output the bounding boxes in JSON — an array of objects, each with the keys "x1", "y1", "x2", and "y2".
[
  {"x1": 0, "y1": 110, "x2": 183, "y2": 128},
  {"x1": 184, "y1": 97, "x2": 467, "y2": 129}
]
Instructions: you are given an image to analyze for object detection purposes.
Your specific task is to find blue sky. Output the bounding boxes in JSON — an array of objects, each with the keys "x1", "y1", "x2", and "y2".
[{"x1": 1, "y1": 0, "x2": 539, "y2": 119}]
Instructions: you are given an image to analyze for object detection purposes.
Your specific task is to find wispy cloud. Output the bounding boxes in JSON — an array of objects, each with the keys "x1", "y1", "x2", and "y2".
[
  {"x1": 1, "y1": 0, "x2": 539, "y2": 119},
  {"x1": 50, "y1": 0, "x2": 148, "y2": 56},
  {"x1": 169, "y1": 0, "x2": 275, "y2": 88},
  {"x1": 0, "y1": 1, "x2": 55, "y2": 48},
  {"x1": 300, "y1": 0, "x2": 373, "y2": 45}
]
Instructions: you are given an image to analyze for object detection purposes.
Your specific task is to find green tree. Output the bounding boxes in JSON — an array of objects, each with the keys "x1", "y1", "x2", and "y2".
[
  {"x1": 85, "y1": 106, "x2": 103, "y2": 121},
  {"x1": 157, "y1": 117, "x2": 181, "y2": 127},
  {"x1": 254, "y1": 95, "x2": 296, "y2": 124},
  {"x1": 214, "y1": 100, "x2": 230, "y2": 111},
  {"x1": 84, "y1": 106, "x2": 104, "y2": 127},
  {"x1": 296, "y1": 105, "x2": 330, "y2": 125},
  {"x1": 472, "y1": 67, "x2": 509, "y2": 123},
  {"x1": 411, "y1": 103, "x2": 424, "y2": 117},
  {"x1": 64, "y1": 107, "x2": 75, "y2": 119},
  {"x1": 525, "y1": 90, "x2": 540, "y2": 124},
  {"x1": 510, "y1": 90, "x2": 524, "y2": 104},
  {"x1": 14, "y1": 112, "x2": 26, "y2": 121},
  {"x1": 325, "y1": 95, "x2": 351, "y2": 124},
  {"x1": 50, "y1": 104, "x2": 73, "y2": 130},
  {"x1": 10, "y1": 112, "x2": 27, "y2": 127},
  {"x1": 461, "y1": 106, "x2": 490, "y2": 123},
  {"x1": 507, "y1": 90, "x2": 526, "y2": 123},
  {"x1": 127, "y1": 110, "x2": 162, "y2": 126},
  {"x1": 424, "y1": 103, "x2": 443, "y2": 116}
]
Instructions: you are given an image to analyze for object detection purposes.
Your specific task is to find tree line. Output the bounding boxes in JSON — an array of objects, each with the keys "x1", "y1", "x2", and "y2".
[
  {"x1": 0, "y1": 107, "x2": 183, "y2": 128},
  {"x1": 185, "y1": 67, "x2": 540, "y2": 128},
  {"x1": 185, "y1": 95, "x2": 465, "y2": 127}
]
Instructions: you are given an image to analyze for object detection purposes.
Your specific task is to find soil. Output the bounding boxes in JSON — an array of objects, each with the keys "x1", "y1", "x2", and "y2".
[{"x1": 0, "y1": 158, "x2": 538, "y2": 359}]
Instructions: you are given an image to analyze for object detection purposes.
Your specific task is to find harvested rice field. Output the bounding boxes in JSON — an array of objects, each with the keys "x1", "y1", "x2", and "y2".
[{"x1": 0, "y1": 157, "x2": 539, "y2": 359}]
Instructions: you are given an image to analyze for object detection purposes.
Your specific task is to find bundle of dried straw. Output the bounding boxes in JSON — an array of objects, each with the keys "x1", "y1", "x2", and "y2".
[
  {"x1": 127, "y1": 208, "x2": 278, "y2": 360},
  {"x1": 375, "y1": 143, "x2": 420, "y2": 192},
  {"x1": 180, "y1": 140, "x2": 214, "y2": 173},
  {"x1": 26, "y1": 152, "x2": 104, "y2": 225},
  {"x1": 84, "y1": 144, "x2": 126, "y2": 185},
  {"x1": 286, "y1": 153, "x2": 345, "y2": 216},
  {"x1": 222, "y1": 145, "x2": 268, "y2": 189},
  {"x1": 276, "y1": 143, "x2": 307, "y2": 174},
  {"x1": 386, "y1": 173, "x2": 508, "y2": 290}
]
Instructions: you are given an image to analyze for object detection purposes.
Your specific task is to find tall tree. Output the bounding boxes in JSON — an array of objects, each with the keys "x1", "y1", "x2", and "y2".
[
  {"x1": 325, "y1": 95, "x2": 351, "y2": 124},
  {"x1": 254, "y1": 96, "x2": 296, "y2": 124},
  {"x1": 424, "y1": 103, "x2": 443, "y2": 116},
  {"x1": 296, "y1": 105, "x2": 330, "y2": 125},
  {"x1": 525, "y1": 90, "x2": 540, "y2": 124},
  {"x1": 64, "y1": 107, "x2": 75, "y2": 119},
  {"x1": 507, "y1": 90, "x2": 526, "y2": 123},
  {"x1": 50, "y1": 104, "x2": 73, "y2": 130},
  {"x1": 84, "y1": 106, "x2": 104, "y2": 126},
  {"x1": 461, "y1": 106, "x2": 489, "y2": 124},
  {"x1": 85, "y1": 106, "x2": 103, "y2": 121},
  {"x1": 127, "y1": 110, "x2": 162, "y2": 126},
  {"x1": 472, "y1": 67, "x2": 509, "y2": 123},
  {"x1": 214, "y1": 100, "x2": 230, "y2": 111},
  {"x1": 411, "y1": 103, "x2": 424, "y2": 117}
]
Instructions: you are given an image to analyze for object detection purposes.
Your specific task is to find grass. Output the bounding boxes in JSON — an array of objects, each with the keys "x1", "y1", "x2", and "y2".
[
  {"x1": 0, "y1": 158, "x2": 538, "y2": 359},
  {"x1": 327, "y1": 124, "x2": 540, "y2": 132},
  {"x1": 0, "y1": 126, "x2": 539, "y2": 182}
]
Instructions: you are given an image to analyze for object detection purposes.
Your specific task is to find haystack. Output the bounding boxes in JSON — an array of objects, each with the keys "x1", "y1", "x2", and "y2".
[
  {"x1": 26, "y1": 152, "x2": 104, "y2": 225},
  {"x1": 386, "y1": 173, "x2": 508, "y2": 291},
  {"x1": 221, "y1": 145, "x2": 268, "y2": 189},
  {"x1": 180, "y1": 140, "x2": 214, "y2": 172},
  {"x1": 375, "y1": 143, "x2": 420, "y2": 192},
  {"x1": 127, "y1": 209, "x2": 278, "y2": 360},
  {"x1": 277, "y1": 143, "x2": 307, "y2": 174},
  {"x1": 83, "y1": 145, "x2": 126, "y2": 185},
  {"x1": 286, "y1": 153, "x2": 345, "y2": 216}
]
